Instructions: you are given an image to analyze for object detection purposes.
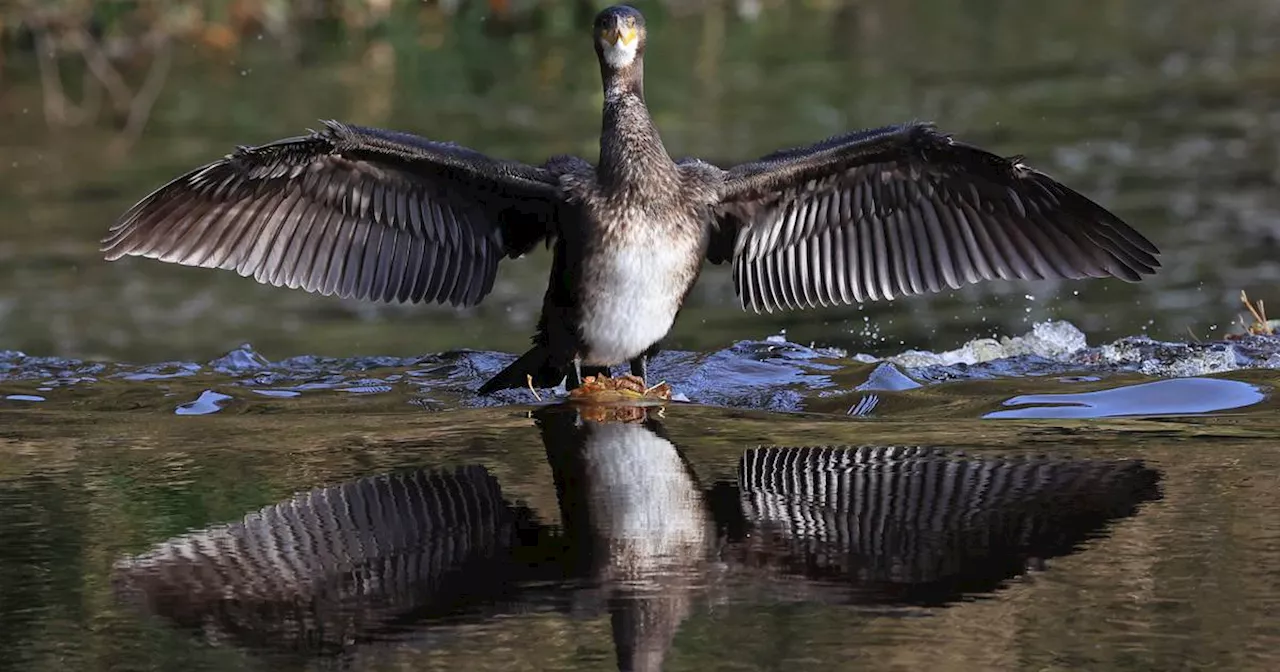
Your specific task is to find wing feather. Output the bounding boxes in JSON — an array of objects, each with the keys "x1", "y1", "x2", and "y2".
[
  {"x1": 103, "y1": 121, "x2": 571, "y2": 307},
  {"x1": 711, "y1": 122, "x2": 1160, "y2": 312}
]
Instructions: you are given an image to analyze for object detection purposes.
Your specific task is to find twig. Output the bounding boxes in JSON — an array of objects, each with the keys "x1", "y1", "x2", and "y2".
[
  {"x1": 34, "y1": 29, "x2": 71, "y2": 127},
  {"x1": 525, "y1": 374, "x2": 542, "y2": 402},
  {"x1": 110, "y1": 38, "x2": 173, "y2": 155},
  {"x1": 1241, "y1": 290, "x2": 1269, "y2": 331},
  {"x1": 31, "y1": 26, "x2": 125, "y2": 131},
  {"x1": 72, "y1": 28, "x2": 135, "y2": 115}
]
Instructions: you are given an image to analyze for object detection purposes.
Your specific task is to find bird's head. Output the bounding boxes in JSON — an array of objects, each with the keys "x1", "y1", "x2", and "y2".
[{"x1": 593, "y1": 5, "x2": 646, "y2": 70}]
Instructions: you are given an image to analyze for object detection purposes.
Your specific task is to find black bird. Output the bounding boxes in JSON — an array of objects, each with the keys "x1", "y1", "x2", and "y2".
[{"x1": 101, "y1": 4, "x2": 1161, "y2": 394}]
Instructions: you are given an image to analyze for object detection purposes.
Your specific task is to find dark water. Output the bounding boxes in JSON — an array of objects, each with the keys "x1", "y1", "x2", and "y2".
[
  {"x1": 3, "y1": 328, "x2": 1280, "y2": 670},
  {"x1": 3, "y1": 1, "x2": 1280, "y2": 670}
]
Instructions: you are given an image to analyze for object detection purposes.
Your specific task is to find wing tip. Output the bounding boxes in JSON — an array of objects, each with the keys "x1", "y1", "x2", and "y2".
[
  {"x1": 317, "y1": 119, "x2": 347, "y2": 138},
  {"x1": 101, "y1": 243, "x2": 127, "y2": 261}
]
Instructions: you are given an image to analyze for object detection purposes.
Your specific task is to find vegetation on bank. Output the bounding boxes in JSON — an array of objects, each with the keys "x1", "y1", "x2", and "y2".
[
  {"x1": 1, "y1": 0, "x2": 566, "y2": 147},
  {"x1": 1234, "y1": 291, "x2": 1277, "y2": 337},
  {"x1": 0, "y1": 0, "x2": 781, "y2": 150},
  {"x1": 0, "y1": 0, "x2": 779, "y2": 57}
]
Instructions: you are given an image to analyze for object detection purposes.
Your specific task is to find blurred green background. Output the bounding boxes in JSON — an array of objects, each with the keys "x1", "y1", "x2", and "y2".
[{"x1": 2, "y1": 0, "x2": 1278, "y2": 362}]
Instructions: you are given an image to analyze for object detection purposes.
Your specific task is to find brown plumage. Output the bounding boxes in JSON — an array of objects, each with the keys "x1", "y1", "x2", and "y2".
[{"x1": 102, "y1": 4, "x2": 1161, "y2": 394}]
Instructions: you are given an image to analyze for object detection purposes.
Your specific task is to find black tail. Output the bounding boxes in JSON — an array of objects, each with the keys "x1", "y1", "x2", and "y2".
[{"x1": 478, "y1": 346, "x2": 566, "y2": 395}]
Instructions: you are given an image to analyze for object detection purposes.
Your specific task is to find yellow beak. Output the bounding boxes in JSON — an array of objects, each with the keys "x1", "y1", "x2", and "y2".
[{"x1": 604, "y1": 25, "x2": 639, "y2": 47}]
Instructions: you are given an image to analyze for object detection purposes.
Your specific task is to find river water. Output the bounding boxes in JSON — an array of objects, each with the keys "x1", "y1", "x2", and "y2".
[{"x1": 1, "y1": 1, "x2": 1279, "y2": 670}]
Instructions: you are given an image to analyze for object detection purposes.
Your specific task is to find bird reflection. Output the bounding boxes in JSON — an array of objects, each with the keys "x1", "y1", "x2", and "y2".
[
  {"x1": 113, "y1": 404, "x2": 1162, "y2": 669},
  {"x1": 536, "y1": 408, "x2": 713, "y2": 672},
  {"x1": 112, "y1": 466, "x2": 535, "y2": 654},
  {"x1": 731, "y1": 445, "x2": 1161, "y2": 603}
]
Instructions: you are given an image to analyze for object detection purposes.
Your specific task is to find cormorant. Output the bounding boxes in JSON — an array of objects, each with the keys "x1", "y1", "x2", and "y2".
[{"x1": 101, "y1": 5, "x2": 1161, "y2": 394}]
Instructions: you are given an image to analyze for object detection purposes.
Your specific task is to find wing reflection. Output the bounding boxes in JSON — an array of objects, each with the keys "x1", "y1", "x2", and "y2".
[
  {"x1": 732, "y1": 445, "x2": 1161, "y2": 603},
  {"x1": 113, "y1": 403, "x2": 1161, "y2": 669},
  {"x1": 113, "y1": 466, "x2": 534, "y2": 654}
]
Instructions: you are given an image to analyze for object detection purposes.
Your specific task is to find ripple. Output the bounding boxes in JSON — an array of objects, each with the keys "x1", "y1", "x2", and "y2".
[
  {"x1": 175, "y1": 390, "x2": 234, "y2": 416},
  {"x1": 0, "y1": 323, "x2": 1277, "y2": 415},
  {"x1": 4, "y1": 394, "x2": 45, "y2": 402},
  {"x1": 986, "y1": 377, "x2": 1268, "y2": 419}
]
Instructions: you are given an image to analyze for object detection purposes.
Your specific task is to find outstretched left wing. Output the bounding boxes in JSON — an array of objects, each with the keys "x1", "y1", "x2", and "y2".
[
  {"x1": 103, "y1": 121, "x2": 568, "y2": 306},
  {"x1": 707, "y1": 123, "x2": 1160, "y2": 313}
]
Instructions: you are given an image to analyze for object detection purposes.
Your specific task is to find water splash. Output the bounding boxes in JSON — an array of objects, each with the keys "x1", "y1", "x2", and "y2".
[
  {"x1": 1, "y1": 322, "x2": 1276, "y2": 416},
  {"x1": 873, "y1": 321, "x2": 1280, "y2": 383}
]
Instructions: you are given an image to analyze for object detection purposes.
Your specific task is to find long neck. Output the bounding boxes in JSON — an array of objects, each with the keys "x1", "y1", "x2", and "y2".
[{"x1": 598, "y1": 63, "x2": 677, "y2": 194}]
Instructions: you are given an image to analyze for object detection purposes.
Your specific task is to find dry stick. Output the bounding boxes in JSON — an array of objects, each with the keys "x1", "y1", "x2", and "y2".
[
  {"x1": 78, "y1": 65, "x2": 105, "y2": 123},
  {"x1": 525, "y1": 374, "x2": 542, "y2": 402},
  {"x1": 45, "y1": 26, "x2": 174, "y2": 154},
  {"x1": 111, "y1": 39, "x2": 173, "y2": 155},
  {"x1": 72, "y1": 28, "x2": 135, "y2": 115},
  {"x1": 34, "y1": 28, "x2": 106, "y2": 129},
  {"x1": 1239, "y1": 290, "x2": 1272, "y2": 335},
  {"x1": 34, "y1": 30, "x2": 69, "y2": 127}
]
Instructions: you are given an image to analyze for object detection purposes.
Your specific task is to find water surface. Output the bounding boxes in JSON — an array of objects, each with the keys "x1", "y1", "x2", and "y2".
[
  {"x1": 3, "y1": 2, "x2": 1280, "y2": 669},
  {"x1": 2, "y1": 0, "x2": 1279, "y2": 361},
  {"x1": 3, "y1": 327, "x2": 1280, "y2": 670}
]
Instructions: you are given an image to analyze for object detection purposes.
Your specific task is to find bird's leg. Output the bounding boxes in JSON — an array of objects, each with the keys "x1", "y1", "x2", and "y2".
[
  {"x1": 630, "y1": 342, "x2": 661, "y2": 387},
  {"x1": 567, "y1": 355, "x2": 586, "y2": 391},
  {"x1": 628, "y1": 353, "x2": 648, "y2": 387}
]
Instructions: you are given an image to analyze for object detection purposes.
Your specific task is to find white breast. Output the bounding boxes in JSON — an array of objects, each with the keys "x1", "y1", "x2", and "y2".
[{"x1": 579, "y1": 214, "x2": 699, "y2": 367}]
